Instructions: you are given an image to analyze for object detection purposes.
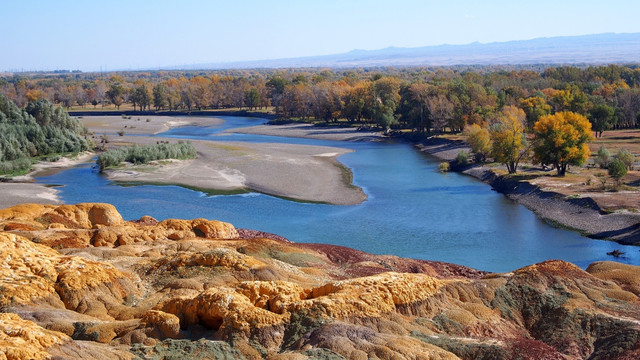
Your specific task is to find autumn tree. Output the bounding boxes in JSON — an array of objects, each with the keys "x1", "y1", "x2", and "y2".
[
  {"x1": 533, "y1": 111, "x2": 593, "y2": 176},
  {"x1": 190, "y1": 76, "x2": 212, "y2": 110},
  {"x1": 520, "y1": 96, "x2": 551, "y2": 129},
  {"x1": 426, "y1": 91, "x2": 454, "y2": 133},
  {"x1": 407, "y1": 82, "x2": 432, "y2": 134},
  {"x1": 93, "y1": 81, "x2": 107, "y2": 108},
  {"x1": 463, "y1": 124, "x2": 491, "y2": 163},
  {"x1": 490, "y1": 106, "x2": 528, "y2": 174},
  {"x1": 342, "y1": 82, "x2": 370, "y2": 123}
]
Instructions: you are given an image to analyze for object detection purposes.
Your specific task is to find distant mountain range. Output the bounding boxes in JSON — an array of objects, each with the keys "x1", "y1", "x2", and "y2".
[{"x1": 174, "y1": 33, "x2": 640, "y2": 70}]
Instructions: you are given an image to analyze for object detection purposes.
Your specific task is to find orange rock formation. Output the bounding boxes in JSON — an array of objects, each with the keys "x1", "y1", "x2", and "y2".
[{"x1": 0, "y1": 203, "x2": 638, "y2": 359}]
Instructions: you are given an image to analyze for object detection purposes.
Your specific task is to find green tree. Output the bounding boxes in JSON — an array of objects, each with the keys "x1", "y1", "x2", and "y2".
[
  {"x1": 106, "y1": 83, "x2": 125, "y2": 110},
  {"x1": 370, "y1": 77, "x2": 401, "y2": 133},
  {"x1": 490, "y1": 106, "x2": 527, "y2": 174},
  {"x1": 266, "y1": 76, "x2": 288, "y2": 115},
  {"x1": 588, "y1": 104, "x2": 614, "y2": 138},
  {"x1": 244, "y1": 88, "x2": 260, "y2": 110},
  {"x1": 153, "y1": 83, "x2": 168, "y2": 110},
  {"x1": 533, "y1": 111, "x2": 593, "y2": 176},
  {"x1": 135, "y1": 83, "x2": 152, "y2": 111}
]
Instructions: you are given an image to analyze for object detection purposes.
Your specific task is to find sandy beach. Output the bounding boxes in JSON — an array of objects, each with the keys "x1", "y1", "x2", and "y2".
[{"x1": 72, "y1": 116, "x2": 370, "y2": 205}]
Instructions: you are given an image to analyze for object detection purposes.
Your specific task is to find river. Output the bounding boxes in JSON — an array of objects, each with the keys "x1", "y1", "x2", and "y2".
[{"x1": 36, "y1": 116, "x2": 640, "y2": 272}]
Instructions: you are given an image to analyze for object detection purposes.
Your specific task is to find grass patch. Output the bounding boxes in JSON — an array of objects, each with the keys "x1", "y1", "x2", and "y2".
[{"x1": 334, "y1": 162, "x2": 360, "y2": 191}]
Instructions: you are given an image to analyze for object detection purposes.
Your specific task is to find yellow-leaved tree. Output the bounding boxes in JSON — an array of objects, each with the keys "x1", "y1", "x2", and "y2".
[
  {"x1": 463, "y1": 123, "x2": 491, "y2": 163},
  {"x1": 533, "y1": 111, "x2": 593, "y2": 176},
  {"x1": 490, "y1": 106, "x2": 528, "y2": 174}
]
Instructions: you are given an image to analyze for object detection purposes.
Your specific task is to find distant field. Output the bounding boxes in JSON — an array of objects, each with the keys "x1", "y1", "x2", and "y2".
[{"x1": 591, "y1": 129, "x2": 640, "y2": 155}]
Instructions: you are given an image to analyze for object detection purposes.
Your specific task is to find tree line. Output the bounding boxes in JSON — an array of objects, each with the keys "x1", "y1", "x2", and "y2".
[{"x1": 2, "y1": 65, "x2": 640, "y2": 136}]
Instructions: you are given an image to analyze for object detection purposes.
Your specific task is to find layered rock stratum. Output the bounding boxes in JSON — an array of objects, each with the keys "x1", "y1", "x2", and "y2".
[{"x1": 0, "y1": 203, "x2": 639, "y2": 359}]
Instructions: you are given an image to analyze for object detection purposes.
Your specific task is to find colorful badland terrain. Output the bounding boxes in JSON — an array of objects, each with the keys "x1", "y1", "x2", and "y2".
[{"x1": 1, "y1": 203, "x2": 640, "y2": 359}]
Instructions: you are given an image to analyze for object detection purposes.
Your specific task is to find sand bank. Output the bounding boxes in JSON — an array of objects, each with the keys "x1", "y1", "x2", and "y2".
[
  {"x1": 226, "y1": 123, "x2": 385, "y2": 142},
  {"x1": 78, "y1": 117, "x2": 369, "y2": 205}
]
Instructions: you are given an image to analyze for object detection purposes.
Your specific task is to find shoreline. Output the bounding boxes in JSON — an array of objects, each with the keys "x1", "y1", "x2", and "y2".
[
  {"x1": 415, "y1": 137, "x2": 640, "y2": 245},
  {"x1": 0, "y1": 152, "x2": 96, "y2": 208},
  {"x1": 81, "y1": 116, "x2": 370, "y2": 205}
]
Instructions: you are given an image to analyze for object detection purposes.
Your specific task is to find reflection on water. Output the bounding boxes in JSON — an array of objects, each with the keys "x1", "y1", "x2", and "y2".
[{"x1": 36, "y1": 116, "x2": 640, "y2": 272}]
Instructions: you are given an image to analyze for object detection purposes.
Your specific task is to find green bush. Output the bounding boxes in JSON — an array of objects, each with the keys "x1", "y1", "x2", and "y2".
[
  {"x1": 438, "y1": 162, "x2": 450, "y2": 173},
  {"x1": 608, "y1": 158, "x2": 628, "y2": 188},
  {"x1": 455, "y1": 150, "x2": 469, "y2": 166},
  {"x1": 97, "y1": 141, "x2": 196, "y2": 172},
  {"x1": 614, "y1": 148, "x2": 634, "y2": 170},
  {"x1": 594, "y1": 145, "x2": 610, "y2": 169}
]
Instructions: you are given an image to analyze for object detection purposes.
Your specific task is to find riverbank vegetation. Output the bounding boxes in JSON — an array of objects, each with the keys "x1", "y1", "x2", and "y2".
[
  {"x1": 2, "y1": 64, "x2": 639, "y2": 177},
  {"x1": 2, "y1": 65, "x2": 639, "y2": 133},
  {"x1": 96, "y1": 141, "x2": 196, "y2": 172},
  {"x1": 0, "y1": 95, "x2": 90, "y2": 175}
]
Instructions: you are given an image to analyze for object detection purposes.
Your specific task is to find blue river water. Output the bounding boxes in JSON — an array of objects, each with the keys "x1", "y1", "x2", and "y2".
[{"x1": 36, "y1": 116, "x2": 640, "y2": 272}]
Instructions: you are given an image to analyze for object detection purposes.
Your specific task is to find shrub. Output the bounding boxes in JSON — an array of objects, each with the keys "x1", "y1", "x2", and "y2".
[
  {"x1": 594, "y1": 145, "x2": 610, "y2": 169},
  {"x1": 97, "y1": 141, "x2": 196, "y2": 172},
  {"x1": 608, "y1": 158, "x2": 628, "y2": 189},
  {"x1": 463, "y1": 124, "x2": 491, "y2": 163},
  {"x1": 438, "y1": 162, "x2": 450, "y2": 173},
  {"x1": 455, "y1": 150, "x2": 469, "y2": 166},
  {"x1": 614, "y1": 148, "x2": 634, "y2": 170}
]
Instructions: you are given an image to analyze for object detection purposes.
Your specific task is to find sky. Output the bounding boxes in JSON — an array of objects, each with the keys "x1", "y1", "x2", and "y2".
[{"x1": 2, "y1": 0, "x2": 640, "y2": 72}]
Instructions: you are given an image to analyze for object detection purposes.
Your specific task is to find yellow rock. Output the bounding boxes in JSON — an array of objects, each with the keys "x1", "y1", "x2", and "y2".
[
  {"x1": 0, "y1": 313, "x2": 69, "y2": 360},
  {"x1": 142, "y1": 310, "x2": 181, "y2": 339}
]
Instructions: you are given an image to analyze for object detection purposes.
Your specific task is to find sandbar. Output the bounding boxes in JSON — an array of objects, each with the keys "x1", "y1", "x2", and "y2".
[
  {"x1": 79, "y1": 116, "x2": 369, "y2": 205},
  {"x1": 227, "y1": 123, "x2": 384, "y2": 142}
]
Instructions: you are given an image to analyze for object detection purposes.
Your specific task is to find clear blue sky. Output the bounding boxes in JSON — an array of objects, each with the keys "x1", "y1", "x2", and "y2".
[{"x1": 2, "y1": 0, "x2": 639, "y2": 71}]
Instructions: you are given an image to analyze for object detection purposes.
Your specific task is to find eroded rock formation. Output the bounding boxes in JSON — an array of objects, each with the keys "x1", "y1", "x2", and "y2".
[{"x1": 0, "y1": 203, "x2": 639, "y2": 359}]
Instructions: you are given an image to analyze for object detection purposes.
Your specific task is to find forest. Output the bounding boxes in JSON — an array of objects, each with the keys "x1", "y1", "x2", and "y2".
[
  {"x1": 1, "y1": 65, "x2": 640, "y2": 176},
  {"x1": 1, "y1": 65, "x2": 639, "y2": 137}
]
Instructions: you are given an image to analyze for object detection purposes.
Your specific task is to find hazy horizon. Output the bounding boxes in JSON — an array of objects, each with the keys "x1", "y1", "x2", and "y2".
[{"x1": 2, "y1": 0, "x2": 640, "y2": 72}]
